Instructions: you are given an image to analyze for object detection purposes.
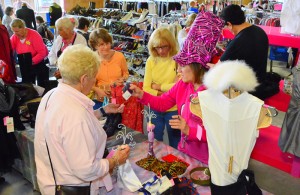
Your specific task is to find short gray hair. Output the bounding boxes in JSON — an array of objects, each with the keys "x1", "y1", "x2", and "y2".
[
  {"x1": 55, "y1": 17, "x2": 75, "y2": 31},
  {"x1": 57, "y1": 45, "x2": 100, "y2": 84},
  {"x1": 10, "y1": 18, "x2": 25, "y2": 28}
]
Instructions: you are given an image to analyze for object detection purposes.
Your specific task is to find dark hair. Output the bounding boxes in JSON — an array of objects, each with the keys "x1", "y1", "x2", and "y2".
[
  {"x1": 189, "y1": 63, "x2": 208, "y2": 84},
  {"x1": 35, "y1": 15, "x2": 44, "y2": 23},
  {"x1": 78, "y1": 17, "x2": 90, "y2": 30},
  {"x1": 220, "y1": 4, "x2": 245, "y2": 25},
  {"x1": 5, "y1": 6, "x2": 13, "y2": 16}
]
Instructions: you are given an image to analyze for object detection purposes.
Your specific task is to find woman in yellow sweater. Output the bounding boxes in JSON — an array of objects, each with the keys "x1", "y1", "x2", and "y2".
[
  {"x1": 144, "y1": 28, "x2": 180, "y2": 148},
  {"x1": 89, "y1": 28, "x2": 129, "y2": 108}
]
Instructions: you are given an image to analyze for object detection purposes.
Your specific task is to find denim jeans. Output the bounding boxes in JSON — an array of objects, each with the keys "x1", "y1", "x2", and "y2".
[{"x1": 151, "y1": 109, "x2": 181, "y2": 149}]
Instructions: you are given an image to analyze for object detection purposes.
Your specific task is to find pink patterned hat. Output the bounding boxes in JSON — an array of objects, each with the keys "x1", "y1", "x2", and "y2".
[{"x1": 173, "y1": 11, "x2": 224, "y2": 68}]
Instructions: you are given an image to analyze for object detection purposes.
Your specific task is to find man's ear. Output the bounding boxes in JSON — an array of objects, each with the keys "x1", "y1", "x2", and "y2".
[{"x1": 80, "y1": 74, "x2": 88, "y2": 86}]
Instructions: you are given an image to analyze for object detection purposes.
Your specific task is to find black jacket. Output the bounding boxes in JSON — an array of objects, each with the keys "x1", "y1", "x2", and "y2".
[{"x1": 16, "y1": 6, "x2": 36, "y2": 30}]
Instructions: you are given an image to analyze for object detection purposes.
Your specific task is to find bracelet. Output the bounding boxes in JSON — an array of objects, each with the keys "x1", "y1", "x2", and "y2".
[{"x1": 99, "y1": 107, "x2": 107, "y2": 117}]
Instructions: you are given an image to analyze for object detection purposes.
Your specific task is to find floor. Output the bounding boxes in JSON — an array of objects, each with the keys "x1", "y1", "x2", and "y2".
[{"x1": 1, "y1": 61, "x2": 300, "y2": 195}]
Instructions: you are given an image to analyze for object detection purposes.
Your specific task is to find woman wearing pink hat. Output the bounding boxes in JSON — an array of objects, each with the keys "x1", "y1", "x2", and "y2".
[{"x1": 130, "y1": 12, "x2": 224, "y2": 164}]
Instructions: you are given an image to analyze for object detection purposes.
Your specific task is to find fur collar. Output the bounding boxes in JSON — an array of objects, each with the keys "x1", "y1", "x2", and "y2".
[{"x1": 203, "y1": 60, "x2": 258, "y2": 92}]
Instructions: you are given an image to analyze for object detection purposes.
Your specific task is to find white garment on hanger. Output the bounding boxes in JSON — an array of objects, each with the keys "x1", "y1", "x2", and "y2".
[
  {"x1": 198, "y1": 91, "x2": 263, "y2": 186},
  {"x1": 148, "y1": 2, "x2": 157, "y2": 15},
  {"x1": 280, "y1": 0, "x2": 300, "y2": 35}
]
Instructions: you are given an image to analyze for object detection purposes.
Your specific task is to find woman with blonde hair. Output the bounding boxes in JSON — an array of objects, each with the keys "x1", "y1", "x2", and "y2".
[{"x1": 144, "y1": 27, "x2": 180, "y2": 148}]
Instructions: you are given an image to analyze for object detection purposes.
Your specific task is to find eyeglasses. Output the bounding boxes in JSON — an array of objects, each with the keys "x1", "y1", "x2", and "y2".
[
  {"x1": 154, "y1": 45, "x2": 169, "y2": 51},
  {"x1": 98, "y1": 42, "x2": 111, "y2": 48}
]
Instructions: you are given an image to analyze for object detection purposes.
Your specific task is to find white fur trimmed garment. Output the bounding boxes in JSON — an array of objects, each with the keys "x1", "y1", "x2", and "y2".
[
  {"x1": 203, "y1": 60, "x2": 259, "y2": 92},
  {"x1": 198, "y1": 60, "x2": 264, "y2": 186}
]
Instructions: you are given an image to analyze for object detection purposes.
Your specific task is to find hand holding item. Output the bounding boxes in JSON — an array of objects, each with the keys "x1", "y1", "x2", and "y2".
[
  {"x1": 105, "y1": 103, "x2": 125, "y2": 114},
  {"x1": 113, "y1": 144, "x2": 130, "y2": 166},
  {"x1": 93, "y1": 87, "x2": 107, "y2": 100},
  {"x1": 115, "y1": 77, "x2": 125, "y2": 86},
  {"x1": 94, "y1": 103, "x2": 125, "y2": 119},
  {"x1": 129, "y1": 84, "x2": 144, "y2": 99},
  {"x1": 169, "y1": 115, "x2": 189, "y2": 135}
]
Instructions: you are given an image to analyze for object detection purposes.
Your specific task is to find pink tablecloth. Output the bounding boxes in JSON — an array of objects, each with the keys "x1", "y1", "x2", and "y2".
[
  {"x1": 222, "y1": 26, "x2": 300, "y2": 49},
  {"x1": 103, "y1": 140, "x2": 273, "y2": 195}
]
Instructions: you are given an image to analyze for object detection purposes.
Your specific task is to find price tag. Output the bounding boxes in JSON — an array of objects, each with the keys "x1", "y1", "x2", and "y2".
[
  {"x1": 111, "y1": 98, "x2": 116, "y2": 104},
  {"x1": 5, "y1": 117, "x2": 14, "y2": 133},
  {"x1": 122, "y1": 90, "x2": 131, "y2": 101},
  {"x1": 196, "y1": 125, "x2": 202, "y2": 141}
]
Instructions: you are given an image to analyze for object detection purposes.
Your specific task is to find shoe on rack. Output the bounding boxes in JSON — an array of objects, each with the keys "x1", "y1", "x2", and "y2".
[
  {"x1": 121, "y1": 11, "x2": 133, "y2": 22},
  {"x1": 129, "y1": 10, "x2": 149, "y2": 25}
]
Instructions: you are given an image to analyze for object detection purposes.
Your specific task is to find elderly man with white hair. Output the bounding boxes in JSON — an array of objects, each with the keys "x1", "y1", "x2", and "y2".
[{"x1": 48, "y1": 17, "x2": 86, "y2": 67}]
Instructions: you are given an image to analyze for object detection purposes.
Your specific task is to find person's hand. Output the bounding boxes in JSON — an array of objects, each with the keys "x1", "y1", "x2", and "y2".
[
  {"x1": 104, "y1": 103, "x2": 125, "y2": 114},
  {"x1": 54, "y1": 69, "x2": 61, "y2": 79},
  {"x1": 169, "y1": 115, "x2": 189, "y2": 135},
  {"x1": 157, "y1": 90, "x2": 164, "y2": 96},
  {"x1": 93, "y1": 87, "x2": 108, "y2": 100},
  {"x1": 151, "y1": 83, "x2": 161, "y2": 91},
  {"x1": 113, "y1": 145, "x2": 130, "y2": 165},
  {"x1": 114, "y1": 78, "x2": 125, "y2": 86},
  {"x1": 129, "y1": 84, "x2": 144, "y2": 99}
]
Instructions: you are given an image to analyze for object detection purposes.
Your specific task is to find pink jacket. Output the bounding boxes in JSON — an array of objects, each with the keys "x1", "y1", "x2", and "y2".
[
  {"x1": 10, "y1": 28, "x2": 48, "y2": 65},
  {"x1": 140, "y1": 80, "x2": 209, "y2": 164}
]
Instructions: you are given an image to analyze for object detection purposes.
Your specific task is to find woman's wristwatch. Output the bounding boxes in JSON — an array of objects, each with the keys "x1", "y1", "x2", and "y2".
[{"x1": 99, "y1": 107, "x2": 107, "y2": 117}]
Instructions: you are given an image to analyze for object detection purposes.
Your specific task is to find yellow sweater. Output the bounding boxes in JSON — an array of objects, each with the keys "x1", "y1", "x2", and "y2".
[{"x1": 143, "y1": 56, "x2": 177, "y2": 112}]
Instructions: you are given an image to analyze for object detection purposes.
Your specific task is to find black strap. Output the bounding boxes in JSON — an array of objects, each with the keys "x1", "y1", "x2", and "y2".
[
  {"x1": 46, "y1": 140, "x2": 57, "y2": 187},
  {"x1": 44, "y1": 91, "x2": 57, "y2": 186},
  {"x1": 43, "y1": 90, "x2": 92, "y2": 189}
]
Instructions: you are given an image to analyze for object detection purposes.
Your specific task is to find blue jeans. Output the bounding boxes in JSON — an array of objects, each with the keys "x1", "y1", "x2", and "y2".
[{"x1": 151, "y1": 109, "x2": 181, "y2": 149}]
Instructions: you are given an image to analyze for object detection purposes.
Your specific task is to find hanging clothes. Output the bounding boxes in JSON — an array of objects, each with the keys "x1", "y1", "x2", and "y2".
[
  {"x1": 0, "y1": 25, "x2": 16, "y2": 84},
  {"x1": 279, "y1": 67, "x2": 300, "y2": 157},
  {"x1": 280, "y1": 0, "x2": 300, "y2": 35}
]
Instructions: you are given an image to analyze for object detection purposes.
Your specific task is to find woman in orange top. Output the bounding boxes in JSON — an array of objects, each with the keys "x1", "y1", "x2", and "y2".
[{"x1": 89, "y1": 28, "x2": 129, "y2": 108}]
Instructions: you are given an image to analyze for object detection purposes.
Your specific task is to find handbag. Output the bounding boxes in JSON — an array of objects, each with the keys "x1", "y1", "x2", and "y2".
[
  {"x1": 103, "y1": 113, "x2": 122, "y2": 137},
  {"x1": 44, "y1": 92, "x2": 90, "y2": 195},
  {"x1": 210, "y1": 169, "x2": 262, "y2": 195}
]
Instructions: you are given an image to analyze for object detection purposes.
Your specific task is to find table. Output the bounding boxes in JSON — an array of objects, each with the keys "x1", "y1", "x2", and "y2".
[
  {"x1": 103, "y1": 140, "x2": 272, "y2": 195},
  {"x1": 222, "y1": 25, "x2": 300, "y2": 49},
  {"x1": 14, "y1": 128, "x2": 39, "y2": 190},
  {"x1": 14, "y1": 127, "x2": 272, "y2": 194}
]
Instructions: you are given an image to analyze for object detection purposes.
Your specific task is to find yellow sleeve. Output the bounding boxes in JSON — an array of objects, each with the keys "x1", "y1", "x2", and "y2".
[
  {"x1": 143, "y1": 57, "x2": 158, "y2": 96},
  {"x1": 161, "y1": 82, "x2": 175, "y2": 92}
]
